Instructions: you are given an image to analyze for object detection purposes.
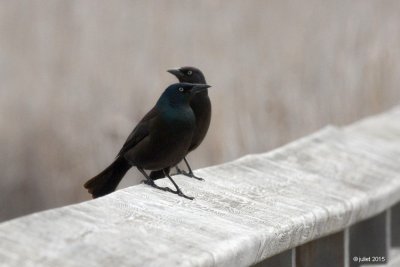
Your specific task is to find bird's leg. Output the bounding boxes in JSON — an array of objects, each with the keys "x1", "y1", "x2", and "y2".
[
  {"x1": 149, "y1": 167, "x2": 169, "y2": 180},
  {"x1": 163, "y1": 169, "x2": 194, "y2": 200},
  {"x1": 137, "y1": 167, "x2": 175, "y2": 194},
  {"x1": 180, "y1": 157, "x2": 204, "y2": 181}
]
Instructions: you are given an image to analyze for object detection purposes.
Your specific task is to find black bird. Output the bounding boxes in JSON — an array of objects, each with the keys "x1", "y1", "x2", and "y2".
[
  {"x1": 150, "y1": 67, "x2": 211, "y2": 180},
  {"x1": 84, "y1": 83, "x2": 211, "y2": 200}
]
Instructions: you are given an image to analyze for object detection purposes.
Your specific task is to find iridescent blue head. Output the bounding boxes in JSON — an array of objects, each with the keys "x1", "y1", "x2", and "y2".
[{"x1": 158, "y1": 83, "x2": 211, "y2": 108}]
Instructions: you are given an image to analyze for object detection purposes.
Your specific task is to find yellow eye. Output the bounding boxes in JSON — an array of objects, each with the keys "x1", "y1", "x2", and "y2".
[
  {"x1": 187, "y1": 70, "x2": 192, "y2": 75},
  {"x1": 179, "y1": 87, "x2": 184, "y2": 92}
]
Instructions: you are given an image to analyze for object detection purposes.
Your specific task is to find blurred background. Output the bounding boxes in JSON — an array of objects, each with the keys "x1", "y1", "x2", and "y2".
[{"x1": 1, "y1": 0, "x2": 400, "y2": 222}]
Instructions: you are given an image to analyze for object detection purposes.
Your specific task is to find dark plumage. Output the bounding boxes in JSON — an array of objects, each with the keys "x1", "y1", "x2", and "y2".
[
  {"x1": 84, "y1": 83, "x2": 211, "y2": 199},
  {"x1": 150, "y1": 67, "x2": 211, "y2": 180}
]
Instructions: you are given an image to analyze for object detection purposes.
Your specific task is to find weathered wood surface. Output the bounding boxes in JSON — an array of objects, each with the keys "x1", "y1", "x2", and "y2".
[{"x1": 0, "y1": 107, "x2": 400, "y2": 267}]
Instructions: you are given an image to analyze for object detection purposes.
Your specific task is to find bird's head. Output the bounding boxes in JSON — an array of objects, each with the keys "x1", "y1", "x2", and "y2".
[
  {"x1": 160, "y1": 83, "x2": 211, "y2": 107},
  {"x1": 167, "y1": 66, "x2": 206, "y2": 84}
]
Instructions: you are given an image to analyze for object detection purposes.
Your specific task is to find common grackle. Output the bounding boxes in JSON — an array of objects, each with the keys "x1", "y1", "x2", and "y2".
[
  {"x1": 150, "y1": 67, "x2": 211, "y2": 180},
  {"x1": 84, "y1": 83, "x2": 211, "y2": 200}
]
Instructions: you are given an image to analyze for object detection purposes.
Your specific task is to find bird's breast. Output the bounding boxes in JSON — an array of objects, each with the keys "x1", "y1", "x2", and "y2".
[
  {"x1": 160, "y1": 107, "x2": 195, "y2": 128},
  {"x1": 135, "y1": 110, "x2": 195, "y2": 170}
]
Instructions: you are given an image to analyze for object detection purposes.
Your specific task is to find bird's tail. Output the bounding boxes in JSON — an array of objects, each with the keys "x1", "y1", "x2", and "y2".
[{"x1": 84, "y1": 156, "x2": 131, "y2": 198}]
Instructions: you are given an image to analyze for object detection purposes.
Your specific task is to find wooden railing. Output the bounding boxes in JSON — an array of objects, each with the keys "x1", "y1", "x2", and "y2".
[{"x1": 0, "y1": 107, "x2": 400, "y2": 267}]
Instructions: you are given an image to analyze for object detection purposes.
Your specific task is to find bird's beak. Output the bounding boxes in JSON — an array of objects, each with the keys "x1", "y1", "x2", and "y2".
[
  {"x1": 167, "y1": 68, "x2": 184, "y2": 78},
  {"x1": 191, "y1": 84, "x2": 211, "y2": 94}
]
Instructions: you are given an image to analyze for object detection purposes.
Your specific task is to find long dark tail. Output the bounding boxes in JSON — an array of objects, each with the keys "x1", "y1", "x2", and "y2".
[{"x1": 84, "y1": 156, "x2": 131, "y2": 198}]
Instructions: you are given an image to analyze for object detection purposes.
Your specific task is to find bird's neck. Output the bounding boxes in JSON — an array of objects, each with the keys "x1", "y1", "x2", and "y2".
[
  {"x1": 156, "y1": 97, "x2": 190, "y2": 111},
  {"x1": 156, "y1": 100, "x2": 194, "y2": 128}
]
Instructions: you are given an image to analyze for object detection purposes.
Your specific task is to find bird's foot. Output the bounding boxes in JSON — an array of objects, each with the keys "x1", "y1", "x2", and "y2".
[
  {"x1": 181, "y1": 171, "x2": 204, "y2": 181},
  {"x1": 144, "y1": 178, "x2": 194, "y2": 200},
  {"x1": 175, "y1": 166, "x2": 184, "y2": 175},
  {"x1": 144, "y1": 179, "x2": 175, "y2": 193},
  {"x1": 175, "y1": 189, "x2": 194, "y2": 200}
]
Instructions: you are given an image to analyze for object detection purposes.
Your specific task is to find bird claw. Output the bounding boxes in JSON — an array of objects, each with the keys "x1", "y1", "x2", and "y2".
[
  {"x1": 174, "y1": 167, "x2": 203, "y2": 181},
  {"x1": 144, "y1": 179, "x2": 174, "y2": 193},
  {"x1": 177, "y1": 190, "x2": 194, "y2": 200},
  {"x1": 181, "y1": 171, "x2": 204, "y2": 181},
  {"x1": 143, "y1": 179, "x2": 153, "y2": 185},
  {"x1": 144, "y1": 179, "x2": 193, "y2": 199}
]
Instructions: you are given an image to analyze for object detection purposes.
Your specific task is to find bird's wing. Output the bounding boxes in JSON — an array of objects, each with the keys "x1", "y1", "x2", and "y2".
[{"x1": 117, "y1": 106, "x2": 159, "y2": 157}]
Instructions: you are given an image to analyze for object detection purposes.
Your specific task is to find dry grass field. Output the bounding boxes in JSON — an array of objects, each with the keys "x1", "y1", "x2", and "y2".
[{"x1": 1, "y1": 0, "x2": 400, "y2": 221}]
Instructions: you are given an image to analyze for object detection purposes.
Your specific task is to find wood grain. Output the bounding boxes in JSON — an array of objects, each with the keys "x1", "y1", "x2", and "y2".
[{"x1": 0, "y1": 107, "x2": 399, "y2": 267}]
